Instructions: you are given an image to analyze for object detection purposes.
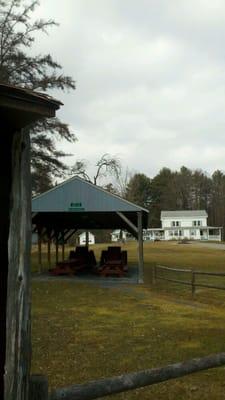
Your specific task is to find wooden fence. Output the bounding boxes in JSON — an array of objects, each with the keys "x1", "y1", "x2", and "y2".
[
  {"x1": 152, "y1": 265, "x2": 225, "y2": 295},
  {"x1": 30, "y1": 352, "x2": 225, "y2": 400},
  {"x1": 30, "y1": 266, "x2": 225, "y2": 399}
]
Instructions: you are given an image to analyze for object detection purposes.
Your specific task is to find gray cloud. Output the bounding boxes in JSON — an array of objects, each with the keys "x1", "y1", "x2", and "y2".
[{"x1": 34, "y1": 0, "x2": 225, "y2": 179}]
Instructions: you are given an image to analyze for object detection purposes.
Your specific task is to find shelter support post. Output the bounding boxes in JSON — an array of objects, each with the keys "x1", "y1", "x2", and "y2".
[
  {"x1": 62, "y1": 231, "x2": 65, "y2": 261},
  {"x1": 55, "y1": 231, "x2": 59, "y2": 265},
  {"x1": 116, "y1": 211, "x2": 143, "y2": 283},
  {"x1": 137, "y1": 211, "x2": 144, "y2": 283},
  {"x1": 85, "y1": 231, "x2": 89, "y2": 246},
  {"x1": 47, "y1": 230, "x2": 51, "y2": 269},
  {"x1": 37, "y1": 227, "x2": 42, "y2": 274}
]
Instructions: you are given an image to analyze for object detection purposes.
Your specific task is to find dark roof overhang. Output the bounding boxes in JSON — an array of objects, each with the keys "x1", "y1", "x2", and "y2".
[
  {"x1": 0, "y1": 83, "x2": 62, "y2": 129},
  {"x1": 32, "y1": 210, "x2": 149, "y2": 238}
]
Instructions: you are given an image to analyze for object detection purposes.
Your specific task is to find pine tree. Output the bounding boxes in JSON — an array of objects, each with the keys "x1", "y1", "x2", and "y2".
[
  {"x1": 125, "y1": 173, "x2": 151, "y2": 208},
  {"x1": 0, "y1": 0, "x2": 76, "y2": 194}
]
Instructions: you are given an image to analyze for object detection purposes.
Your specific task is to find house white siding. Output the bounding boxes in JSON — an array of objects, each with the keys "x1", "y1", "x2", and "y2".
[
  {"x1": 162, "y1": 216, "x2": 207, "y2": 228},
  {"x1": 144, "y1": 210, "x2": 222, "y2": 242}
]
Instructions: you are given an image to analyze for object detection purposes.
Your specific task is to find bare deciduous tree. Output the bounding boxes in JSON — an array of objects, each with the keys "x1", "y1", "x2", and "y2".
[{"x1": 72, "y1": 153, "x2": 121, "y2": 186}]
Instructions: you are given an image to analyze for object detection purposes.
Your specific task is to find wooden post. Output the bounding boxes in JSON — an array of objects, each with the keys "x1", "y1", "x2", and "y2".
[
  {"x1": 0, "y1": 127, "x2": 13, "y2": 400},
  {"x1": 191, "y1": 270, "x2": 195, "y2": 297},
  {"x1": 62, "y1": 231, "x2": 65, "y2": 261},
  {"x1": 47, "y1": 231, "x2": 51, "y2": 269},
  {"x1": 137, "y1": 211, "x2": 144, "y2": 284},
  {"x1": 29, "y1": 375, "x2": 48, "y2": 400},
  {"x1": 5, "y1": 130, "x2": 32, "y2": 400},
  {"x1": 55, "y1": 232, "x2": 59, "y2": 265},
  {"x1": 38, "y1": 227, "x2": 42, "y2": 274},
  {"x1": 85, "y1": 231, "x2": 89, "y2": 247},
  {"x1": 152, "y1": 265, "x2": 156, "y2": 284}
]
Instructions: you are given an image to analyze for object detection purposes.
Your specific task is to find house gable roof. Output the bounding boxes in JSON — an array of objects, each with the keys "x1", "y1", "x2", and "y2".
[{"x1": 161, "y1": 210, "x2": 208, "y2": 218}]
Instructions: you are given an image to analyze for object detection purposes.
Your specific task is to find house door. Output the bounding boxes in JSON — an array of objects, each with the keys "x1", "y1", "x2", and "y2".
[{"x1": 200, "y1": 229, "x2": 208, "y2": 240}]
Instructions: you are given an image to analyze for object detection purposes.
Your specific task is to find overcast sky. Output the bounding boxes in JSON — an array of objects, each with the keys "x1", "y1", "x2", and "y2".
[{"x1": 34, "y1": 0, "x2": 225, "y2": 180}]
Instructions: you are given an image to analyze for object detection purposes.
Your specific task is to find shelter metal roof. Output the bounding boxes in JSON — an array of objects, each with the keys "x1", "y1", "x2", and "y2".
[
  {"x1": 33, "y1": 176, "x2": 148, "y2": 213},
  {"x1": 32, "y1": 177, "x2": 149, "y2": 235},
  {"x1": 161, "y1": 210, "x2": 208, "y2": 218}
]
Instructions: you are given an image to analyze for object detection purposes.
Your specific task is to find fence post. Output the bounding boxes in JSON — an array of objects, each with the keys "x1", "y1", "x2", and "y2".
[
  {"x1": 29, "y1": 375, "x2": 48, "y2": 400},
  {"x1": 152, "y1": 265, "x2": 156, "y2": 284},
  {"x1": 191, "y1": 270, "x2": 195, "y2": 297}
]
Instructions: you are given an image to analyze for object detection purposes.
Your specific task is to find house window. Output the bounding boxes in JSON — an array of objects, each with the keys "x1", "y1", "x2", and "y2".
[
  {"x1": 169, "y1": 231, "x2": 173, "y2": 236},
  {"x1": 193, "y1": 220, "x2": 201, "y2": 227},
  {"x1": 171, "y1": 221, "x2": 180, "y2": 227},
  {"x1": 191, "y1": 230, "x2": 196, "y2": 236}
]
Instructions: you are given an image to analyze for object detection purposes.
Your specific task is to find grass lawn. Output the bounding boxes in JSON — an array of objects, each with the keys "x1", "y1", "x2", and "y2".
[{"x1": 31, "y1": 241, "x2": 225, "y2": 399}]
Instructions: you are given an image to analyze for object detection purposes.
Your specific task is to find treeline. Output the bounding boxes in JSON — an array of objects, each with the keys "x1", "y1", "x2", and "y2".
[{"x1": 124, "y1": 166, "x2": 225, "y2": 236}]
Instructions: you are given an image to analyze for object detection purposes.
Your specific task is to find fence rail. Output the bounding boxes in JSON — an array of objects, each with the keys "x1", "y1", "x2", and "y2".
[
  {"x1": 48, "y1": 353, "x2": 225, "y2": 400},
  {"x1": 153, "y1": 265, "x2": 225, "y2": 295}
]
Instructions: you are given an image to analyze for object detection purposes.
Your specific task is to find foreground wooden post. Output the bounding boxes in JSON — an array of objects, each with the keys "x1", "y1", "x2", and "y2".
[
  {"x1": 50, "y1": 352, "x2": 225, "y2": 400},
  {"x1": 5, "y1": 130, "x2": 31, "y2": 400},
  {"x1": 0, "y1": 129, "x2": 13, "y2": 399},
  {"x1": 0, "y1": 84, "x2": 61, "y2": 400}
]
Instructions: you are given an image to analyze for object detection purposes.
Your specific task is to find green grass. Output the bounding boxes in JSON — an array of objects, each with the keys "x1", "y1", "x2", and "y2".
[{"x1": 31, "y1": 241, "x2": 225, "y2": 399}]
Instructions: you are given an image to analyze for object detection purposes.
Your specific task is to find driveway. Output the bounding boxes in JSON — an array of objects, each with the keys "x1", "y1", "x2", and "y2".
[{"x1": 190, "y1": 241, "x2": 225, "y2": 251}]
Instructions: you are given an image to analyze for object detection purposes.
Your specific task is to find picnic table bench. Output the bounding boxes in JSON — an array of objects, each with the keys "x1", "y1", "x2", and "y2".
[
  {"x1": 49, "y1": 246, "x2": 96, "y2": 276},
  {"x1": 98, "y1": 246, "x2": 128, "y2": 277}
]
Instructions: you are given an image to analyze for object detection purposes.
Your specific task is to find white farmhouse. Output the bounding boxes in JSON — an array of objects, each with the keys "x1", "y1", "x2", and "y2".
[
  {"x1": 144, "y1": 210, "x2": 222, "y2": 241},
  {"x1": 79, "y1": 231, "x2": 95, "y2": 245}
]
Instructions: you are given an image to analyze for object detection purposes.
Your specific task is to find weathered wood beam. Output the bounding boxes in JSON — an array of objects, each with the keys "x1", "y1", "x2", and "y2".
[
  {"x1": 5, "y1": 130, "x2": 31, "y2": 400},
  {"x1": 50, "y1": 352, "x2": 225, "y2": 400},
  {"x1": 0, "y1": 128, "x2": 13, "y2": 399},
  {"x1": 64, "y1": 230, "x2": 77, "y2": 242},
  {"x1": 116, "y1": 212, "x2": 138, "y2": 234},
  {"x1": 58, "y1": 229, "x2": 70, "y2": 241}
]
